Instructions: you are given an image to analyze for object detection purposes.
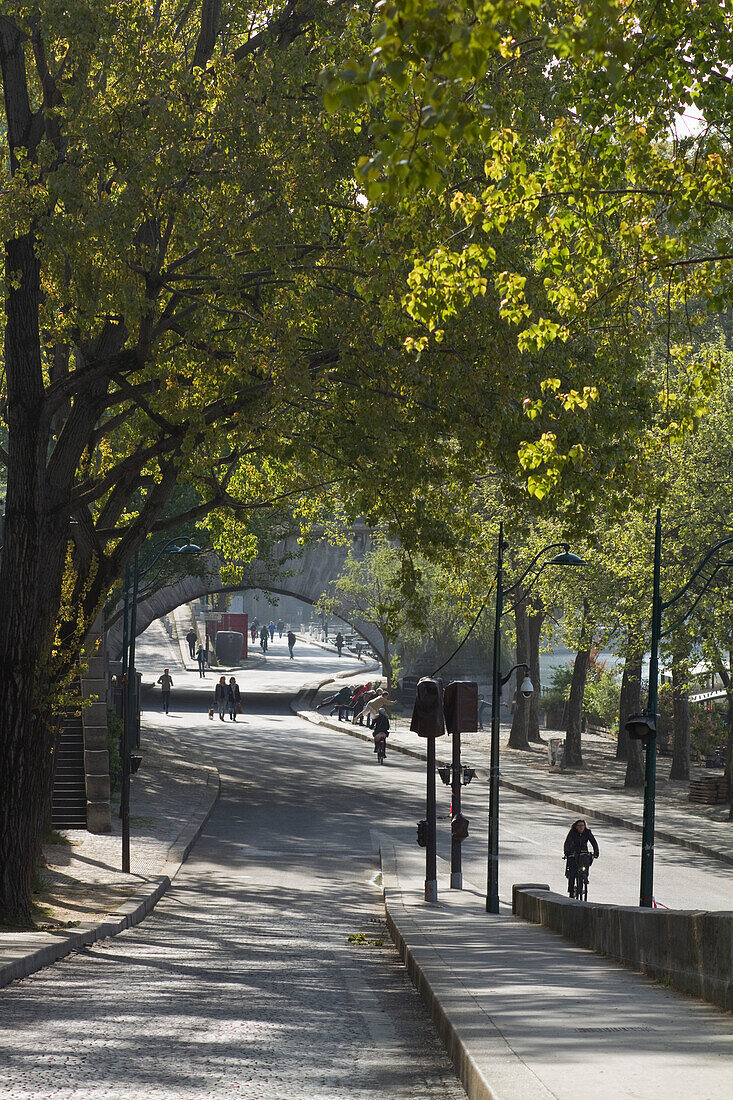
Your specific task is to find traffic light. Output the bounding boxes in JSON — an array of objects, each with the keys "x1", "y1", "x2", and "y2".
[
  {"x1": 410, "y1": 677, "x2": 446, "y2": 738},
  {"x1": 417, "y1": 819, "x2": 428, "y2": 847},
  {"x1": 451, "y1": 813, "x2": 469, "y2": 842},
  {"x1": 443, "y1": 681, "x2": 478, "y2": 734}
]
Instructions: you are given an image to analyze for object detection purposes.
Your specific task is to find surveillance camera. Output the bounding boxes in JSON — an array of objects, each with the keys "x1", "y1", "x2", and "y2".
[{"x1": 520, "y1": 675, "x2": 534, "y2": 699}]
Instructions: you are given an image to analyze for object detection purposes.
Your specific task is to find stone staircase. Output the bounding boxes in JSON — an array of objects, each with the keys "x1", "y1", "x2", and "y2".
[{"x1": 51, "y1": 712, "x2": 87, "y2": 828}]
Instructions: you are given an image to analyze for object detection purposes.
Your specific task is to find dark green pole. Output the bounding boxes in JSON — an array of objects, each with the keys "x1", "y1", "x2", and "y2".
[
  {"x1": 450, "y1": 722, "x2": 462, "y2": 889},
  {"x1": 487, "y1": 523, "x2": 503, "y2": 914},
  {"x1": 122, "y1": 550, "x2": 139, "y2": 874},
  {"x1": 640, "y1": 509, "x2": 661, "y2": 908},
  {"x1": 425, "y1": 735, "x2": 438, "y2": 902}
]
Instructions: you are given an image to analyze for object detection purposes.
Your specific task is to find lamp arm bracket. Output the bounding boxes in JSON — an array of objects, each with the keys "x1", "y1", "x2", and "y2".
[
  {"x1": 505, "y1": 543, "x2": 569, "y2": 596},
  {"x1": 662, "y1": 537, "x2": 733, "y2": 613},
  {"x1": 661, "y1": 563, "x2": 727, "y2": 638},
  {"x1": 501, "y1": 662, "x2": 530, "y2": 687}
]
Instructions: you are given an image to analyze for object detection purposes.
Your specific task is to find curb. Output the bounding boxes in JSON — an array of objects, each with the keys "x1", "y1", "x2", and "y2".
[
  {"x1": 0, "y1": 765, "x2": 220, "y2": 989},
  {"x1": 294, "y1": 689, "x2": 733, "y2": 870},
  {"x1": 380, "y1": 845, "x2": 547, "y2": 1100}
]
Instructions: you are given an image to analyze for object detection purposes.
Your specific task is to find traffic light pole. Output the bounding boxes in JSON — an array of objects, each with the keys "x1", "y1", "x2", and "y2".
[
  {"x1": 426, "y1": 735, "x2": 438, "y2": 902},
  {"x1": 450, "y1": 725, "x2": 462, "y2": 889}
]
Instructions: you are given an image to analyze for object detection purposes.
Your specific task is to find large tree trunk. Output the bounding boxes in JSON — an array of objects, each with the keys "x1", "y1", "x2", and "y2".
[
  {"x1": 621, "y1": 652, "x2": 645, "y2": 788},
  {"x1": 527, "y1": 602, "x2": 544, "y2": 743},
  {"x1": 508, "y1": 598, "x2": 530, "y2": 750},
  {"x1": 564, "y1": 649, "x2": 589, "y2": 767},
  {"x1": 0, "y1": 233, "x2": 61, "y2": 924},
  {"x1": 669, "y1": 656, "x2": 690, "y2": 781},
  {"x1": 616, "y1": 658, "x2": 633, "y2": 761}
]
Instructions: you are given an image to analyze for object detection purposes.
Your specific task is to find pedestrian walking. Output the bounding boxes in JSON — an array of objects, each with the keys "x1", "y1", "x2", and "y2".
[
  {"x1": 186, "y1": 628, "x2": 197, "y2": 659},
  {"x1": 277, "y1": 619, "x2": 285, "y2": 638},
  {"x1": 355, "y1": 642, "x2": 363, "y2": 660},
  {"x1": 227, "y1": 676, "x2": 241, "y2": 721},
  {"x1": 268, "y1": 620, "x2": 275, "y2": 641},
  {"x1": 157, "y1": 668, "x2": 173, "y2": 714},
  {"x1": 478, "y1": 695, "x2": 489, "y2": 730},
  {"x1": 287, "y1": 629, "x2": 296, "y2": 659},
  {"x1": 197, "y1": 645, "x2": 206, "y2": 678},
  {"x1": 204, "y1": 632, "x2": 211, "y2": 666},
  {"x1": 335, "y1": 631, "x2": 344, "y2": 657},
  {"x1": 250, "y1": 622, "x2": 257, "y2": 643},
  {"x1": 214, "y1": 676, "x2": 228, "y2": 721},
  {"x1": 260, "y1": 626, "x2": 269, "y2": 652}
]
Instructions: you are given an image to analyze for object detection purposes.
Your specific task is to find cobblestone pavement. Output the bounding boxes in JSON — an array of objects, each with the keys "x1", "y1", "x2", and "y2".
[{"x1": 0, "y1": 633, "x2": 465, "y2": 1099}]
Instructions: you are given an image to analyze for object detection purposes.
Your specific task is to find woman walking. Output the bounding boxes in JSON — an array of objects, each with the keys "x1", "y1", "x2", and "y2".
[
  {"x1": 214, "y1": 676, "x2": 228, "y2": 721},
  {"x1": 227, "y1": 676, "x2": 241, "y2": 721}
]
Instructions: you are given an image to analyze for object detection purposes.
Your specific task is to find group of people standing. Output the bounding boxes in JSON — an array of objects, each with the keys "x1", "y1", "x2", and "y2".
[{"x1": 316, "y1": 682, "x2": 394, "y2": 726}]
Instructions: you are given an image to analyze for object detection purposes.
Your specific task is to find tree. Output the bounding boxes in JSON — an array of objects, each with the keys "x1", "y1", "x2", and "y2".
[
  {"x1": 324, "y1": 0, "x2": 727, "y2": 499},
  {"x1": 316, "y1": 532, "x2": 416, "y2": 687},
  {"x1": 0, "y1": 1, "x2": 506, "y2": 922}
]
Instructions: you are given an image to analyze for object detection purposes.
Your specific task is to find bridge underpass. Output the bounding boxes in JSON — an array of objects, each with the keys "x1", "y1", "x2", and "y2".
[{"x1": 105, "y1": 527, "x2": 387, "y2": 670}]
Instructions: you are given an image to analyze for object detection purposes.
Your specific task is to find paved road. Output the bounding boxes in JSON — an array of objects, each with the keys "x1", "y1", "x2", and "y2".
[{"x1": 0, "y1": 633, "x2": 464, "y2": 1100}]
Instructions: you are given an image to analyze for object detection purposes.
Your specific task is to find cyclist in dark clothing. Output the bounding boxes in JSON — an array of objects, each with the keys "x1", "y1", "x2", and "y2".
[{"x1": 563, "y1": 819, "x2": 599, "y2": 897}]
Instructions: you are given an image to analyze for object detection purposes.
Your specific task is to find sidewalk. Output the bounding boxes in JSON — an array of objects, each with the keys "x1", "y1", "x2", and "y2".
[
  {"x1": 379, "y1": 841, "x2": 733, "y2": 1100},
  {"x1": 0, "y1": 620, "x2": 220, "y2": 989},
  {"x1": 297, "y1": 681, "x2": 733, "y2": 868}
]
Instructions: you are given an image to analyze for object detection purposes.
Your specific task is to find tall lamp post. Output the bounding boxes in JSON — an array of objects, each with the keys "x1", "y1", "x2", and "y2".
[
  {"x1": 627, "y1": 508, "x2": 733, "y2": 907},
  {"x1": 486, "y1": 524, "x2": 585, "y2": 914},
  {"x1": 120, "y1": 536, "x2": 201, "y2": 872}
]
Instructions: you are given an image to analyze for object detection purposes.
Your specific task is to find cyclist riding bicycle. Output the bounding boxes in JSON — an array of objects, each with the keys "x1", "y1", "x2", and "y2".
[
  {"x1": 563, "y1": 818, "x2": 599, "y2": 897},
  {"x1": 372, "y1": 708, "x2": 390, "y2": 754}
]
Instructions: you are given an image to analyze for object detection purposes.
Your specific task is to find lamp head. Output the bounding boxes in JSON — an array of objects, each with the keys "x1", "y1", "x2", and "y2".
[
  {"x1": 172, "y1": 541, "x2": 201, "y2": 554},
  {"x1": 625, "y1": 713, "x2": 657, "y2": 741},
  {"x1": 548, "y1": 545, "x2": 586, "y2": 567}
]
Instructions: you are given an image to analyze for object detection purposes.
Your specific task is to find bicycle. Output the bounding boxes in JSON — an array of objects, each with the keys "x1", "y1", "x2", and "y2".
[
  {"x1": 568, "y1": 851, "x2": 593, "y2": 900},
  {"x1": 374, "y1": 733, "x2": 387, "y2": 764}
]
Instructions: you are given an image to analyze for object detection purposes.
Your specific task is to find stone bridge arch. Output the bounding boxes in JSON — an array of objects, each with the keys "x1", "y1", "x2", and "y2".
[{"x1": 106, "y1": 527, "x2": 387, "y2": 667}]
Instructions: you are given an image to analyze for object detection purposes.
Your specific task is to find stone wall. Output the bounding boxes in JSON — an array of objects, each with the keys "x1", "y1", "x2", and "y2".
[{"x1": 512, "y1": 885, "x2": 733, "y2": 1011}]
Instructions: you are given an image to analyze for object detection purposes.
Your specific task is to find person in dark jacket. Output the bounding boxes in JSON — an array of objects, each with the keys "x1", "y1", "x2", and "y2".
[
  {"x1": 287, "y1": 629, "x2": 296, "y2": 659},
  {"x1": 335, "y1": 631, "x2": 344, "y2": 657},
  {"x1": 227, "y1": 677, "x2": 241, "y2": 721},
  {"x1": 196, "y1": 645, "x2": 206, "y2": 678},
  {"x1": 563, "y1": 819, "x2": 599, "y2": 896},
  {"x1": 317, "y1": 686, "x2": 352, "y2": 718},
  {"x1": 372, "y1": 708, "x2": 390, "y2": 752}
]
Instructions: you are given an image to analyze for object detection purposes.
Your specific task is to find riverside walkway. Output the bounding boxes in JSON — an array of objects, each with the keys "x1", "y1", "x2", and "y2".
[{"x1": 0, "y1": 629, "x2": 731, "y2": 1099}]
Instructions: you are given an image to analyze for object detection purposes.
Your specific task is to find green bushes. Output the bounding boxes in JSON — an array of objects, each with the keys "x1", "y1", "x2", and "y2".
[{"x1": 544, "y1": 658, "x2": 621, "y2": 732}]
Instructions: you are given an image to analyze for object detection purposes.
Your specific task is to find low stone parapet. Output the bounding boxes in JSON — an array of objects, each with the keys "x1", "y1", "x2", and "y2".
[{"x1": 512, "y1": 885, "x2": 733, "y2": 1011}]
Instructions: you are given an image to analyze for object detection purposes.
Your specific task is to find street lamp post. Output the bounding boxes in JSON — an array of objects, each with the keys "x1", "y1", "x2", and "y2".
[
  {"x1": 119, "y1": 537, "x2": 201, "y2": 873},
  {"x1": 630, "y1": 508, "x2": 733, "y2": 907},
  {"x1": 486, "y1": 524, "x2": 584, "y2": 914}
]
